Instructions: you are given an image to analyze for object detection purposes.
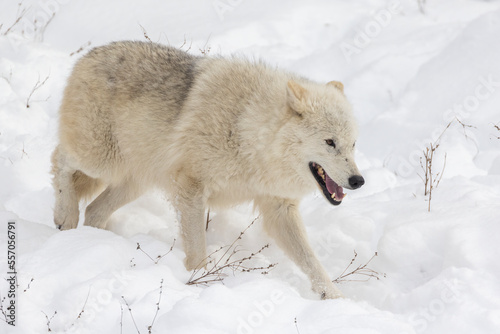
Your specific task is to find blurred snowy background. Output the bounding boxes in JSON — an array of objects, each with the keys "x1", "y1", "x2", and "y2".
[{"x1": 1, "y1": 0, "x2": 500, "y2": 333}]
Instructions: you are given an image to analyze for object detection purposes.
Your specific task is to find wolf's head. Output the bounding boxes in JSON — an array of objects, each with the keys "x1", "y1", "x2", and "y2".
[{"x1": 284, "y1": 79, "x2": 364, "y2": 205}]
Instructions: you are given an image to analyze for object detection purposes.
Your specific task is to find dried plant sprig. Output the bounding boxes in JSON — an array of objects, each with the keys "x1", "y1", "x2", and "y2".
[
  {"x1": 148, "y1": 279, "x2": 163, "y2": 334},
  {"x1": 139, "y1": 24, "x2": 152, "y2": 43},
  {"x1": 0, "y1": 294, "x2": 8, "y2": 323},
  {"x1": 136, "y1": 239, "x2": 176, "y2": 264},
  {"x1": 187, "y1": 216, "x2": 276, "y2": 286},
  {"x1": 23, "y1": 277, "x2": 34, "y2": 292},
  {"x1": 26, "y1": 73, "x2": 50, "y2": 108},
  {"x1": 1, "y1": 2, "x2": 28, "y2": 36},
  {"x1": 120, "y1": 279, "x2": 164, "y2": 334},
  {"x1": 121, "y1": 296, "x2": 140, "y2": 334},
  {"x1": 419, "y1": 143, "x2": 447, "y2": 212},
  {"x1": 70, "y1": 287, "x2": 91, "y2": 329},
  {"x1": 333, "y1": 251, "x2": 385, "y2": 284},
  {"x1": 70, "y1": 41, "x2": 91, "y2": 57},
  {"x1": 42, "y1": 311, "x2": 57, "y2": 332}
]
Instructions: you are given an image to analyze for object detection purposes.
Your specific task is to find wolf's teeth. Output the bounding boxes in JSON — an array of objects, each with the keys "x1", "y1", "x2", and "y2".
[
  {"x1": 331, "y1": 193, "x2": 346, "y2": 201},
  {"x1": 317, "y1": 167, "x2": 325, "y2": 180}
]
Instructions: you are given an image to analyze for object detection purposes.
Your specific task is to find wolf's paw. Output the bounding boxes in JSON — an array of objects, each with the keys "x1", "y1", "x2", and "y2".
[
  {"x1": 313, "y1": 282, "x2": 344, "y2": 299},
  {"x1": 54, "y1": 213, "x2": 78, "y2": 231},
  {"x1": 184, "y1": 255, "x2": 208, "y2": 271},
  {"x1": 320, "y1": 288, "x2": 344, "y2": 300}
]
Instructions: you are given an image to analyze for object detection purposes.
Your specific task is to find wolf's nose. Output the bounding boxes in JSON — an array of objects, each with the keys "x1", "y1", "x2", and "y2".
[{"x1": 348, "y1": 175, "x2": 365, "y2": 189}]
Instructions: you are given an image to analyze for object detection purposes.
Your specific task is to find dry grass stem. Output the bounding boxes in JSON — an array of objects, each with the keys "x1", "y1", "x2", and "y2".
[
  {"x1": 187, "y1": 216, "x2": 276, "y2": 286},
  {"x1": 70, "y1": 41, "x2": 91, "y2": 56},
  {"x1": 2, "y1": 2, "x2": 28, "y2": 36},
  {"x1": 333, "y1": 251, "x2": 385, "y2": 284},
  {"x1": 120, "y1": 279, "x2": 164, "y2": 334},
  {"x1": 26, "y1": 74, "x2": 50, "y2": 108},
  {"x1": 69, "y1": 287, "x2": 91, "y2": 329},
  {"x1": 23, "y1": 277, "x2": 34, "y2": 292},
  {"x1": 121, "y1": 296, "x2": 140, "y2": 334},
  {"x1": 148, "y1": 279, "x2": 164, "y2": 334},
  {"x1": 0, "y1": 295, "x2": 8, "y2": 323},
  {"x1": 42, "y1": 311, "x2": 57, "y2": 332},
  {"x1": 139, "y1": 24, "x2": 152, "y2": 42},
  {"x1": 136, "y1": 239, "x2": 176, "y2": 264}
]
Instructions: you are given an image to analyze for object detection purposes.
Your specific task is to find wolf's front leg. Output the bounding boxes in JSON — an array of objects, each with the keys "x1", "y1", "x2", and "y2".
[
  {"x1": 175, "y1": 184, "x2": 207, "y2": 271},
  {"x1": 257, "y1": 196, "x2": 343, "y2": 299}
]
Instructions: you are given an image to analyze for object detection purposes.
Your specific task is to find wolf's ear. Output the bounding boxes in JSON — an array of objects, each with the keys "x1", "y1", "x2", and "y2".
[
  {"x1": 327, "y1": 80, "x2": 344, "y2": 93},
  {"x1": 286, "y1": 80, "x2": 309, "y2": 115}
]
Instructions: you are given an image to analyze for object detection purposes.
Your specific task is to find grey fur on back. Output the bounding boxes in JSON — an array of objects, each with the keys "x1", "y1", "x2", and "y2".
[{"x1": 80, "y1": 41, "x2": 199, "y2": 118}]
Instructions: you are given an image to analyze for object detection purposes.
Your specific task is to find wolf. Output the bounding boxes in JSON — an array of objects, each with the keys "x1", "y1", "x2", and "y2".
[{"x1": 51, "y1": 41, "x2": 364, "y2": 299}]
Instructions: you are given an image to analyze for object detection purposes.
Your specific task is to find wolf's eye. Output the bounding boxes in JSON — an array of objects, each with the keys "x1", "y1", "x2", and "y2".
[{"x1": 325, "y1": 139, "x2": 336, "y2": 148}]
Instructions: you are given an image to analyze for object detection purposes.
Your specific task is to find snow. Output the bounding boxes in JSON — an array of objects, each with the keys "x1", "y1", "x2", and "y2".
[{"x1": 1, "y1": 0, "x2": 500, "y2": 333}]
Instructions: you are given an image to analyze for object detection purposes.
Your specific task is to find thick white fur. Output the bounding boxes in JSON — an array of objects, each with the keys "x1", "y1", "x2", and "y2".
[{"x1": 52, "y1": 41, "x2": 363, "y2": 299}]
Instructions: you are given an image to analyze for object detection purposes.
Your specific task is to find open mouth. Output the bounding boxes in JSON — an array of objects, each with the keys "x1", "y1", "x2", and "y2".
[{"x1": 309, "y1": 162, "x2": 345, "y2": 205}]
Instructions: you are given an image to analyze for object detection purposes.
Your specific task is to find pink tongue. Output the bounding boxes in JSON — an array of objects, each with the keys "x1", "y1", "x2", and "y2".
[{"x1": 325, "y1": 174, "x2": 344, "y2": 199}]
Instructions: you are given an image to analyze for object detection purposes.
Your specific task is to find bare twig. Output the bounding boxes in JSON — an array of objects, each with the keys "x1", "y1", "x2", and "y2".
[
  {"x1": 70, "y1": 41, "x2": 91, "y2": 57},
  {"x1": 120, "y1": 303, "x2": 124, "y2": 334},
  {"x1": 121, "y1": 296, "x2": 140, "y2": 334},
  {"x1": 37, "y1": 12, "x2": 55, "y2": 42},
  {"x1": 69, "y1": 287, "x2": 91, "y2": 328},
  {"x1": 187, "y1": 216, "x2": 276, "y2": 286},
  {"x1": 139, "y1": 24, "x2": 152, "y2": 43},
  {"x1": 417, "y1": 119, "x2": 469, "y2": 212},
  {"x1": 2, "y1": 3, "x2": 28, "y2": 36},
  {"x1": 0, "y1": 156, "x2": 13, "y2": 165},
  {"x1": 434, "y1": 153, "x2": 447, "y2": 192},
  {"x1": 199, "y1": 35, "x2": 211, "y2": 56},
  {"x1": 333, "y1": 251, "x2": 385, "y2": 284},
  {"x1": 434, "y1": 120, "x2": 453, "y2": 144},
  {"x1": 455, "y1": 117, "x2": 476, "y2": 140},
  {"x1": 1, "y1": 68, "x2": 12, "y2": 84},
  {"x1": 20, "y1": 141, "x2": 29, "y2": 159},
  {"x1": 120, "y1": 279, "x2": 164, "y2": 334},
  {"x1": 23, "y1": 278, "x2": 34, "y2": 292},
  {"x1": 42, "y1": 311, "x2": 57, "y2": 332},
  {"x1": 419, "y1": 143, "x2": 447, "y2": 212},
  {"x1": 179, "y1": 35, "x2": 192, "y2": 52},
  {"x1": 148, "y1": 279, "x2": 163, "y2": 334},
  {"x1": 26, "y1": 73, "x2": 50, "y2": 108},
  {"x1": 294, "y1": 317, "x2": 301, "y2": 334},
  {"x1": 493, "y1": 123, "x2": 500, "y2": 139},
  {"x1": 0, "y1": 294, "x2": 8, "y2": 323},
  {"x1": 136, "y1": 239, "x2": 176, "y2": 264}
]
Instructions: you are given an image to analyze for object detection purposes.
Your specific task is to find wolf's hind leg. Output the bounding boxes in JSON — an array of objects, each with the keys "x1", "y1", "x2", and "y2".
[
  {"x1": 257, "y1": 196, "x2": 343, "y2": 299},
  {"x1": 84, "y1": 180, "x2": 143, "y2": 229},
  {"x1": 52, "y1": 147, "x2": 81, "y2": 230}
]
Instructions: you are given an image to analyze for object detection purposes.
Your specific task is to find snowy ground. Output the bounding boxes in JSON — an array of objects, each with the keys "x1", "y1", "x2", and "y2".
[{"x1": 1, "y1": 0, "x2": 500, "y2": 333}]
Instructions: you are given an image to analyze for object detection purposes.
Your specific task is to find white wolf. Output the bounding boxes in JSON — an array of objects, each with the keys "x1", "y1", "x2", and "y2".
[{"x1": 51, "y1": 41, "x2": 364, "y2": 299}]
